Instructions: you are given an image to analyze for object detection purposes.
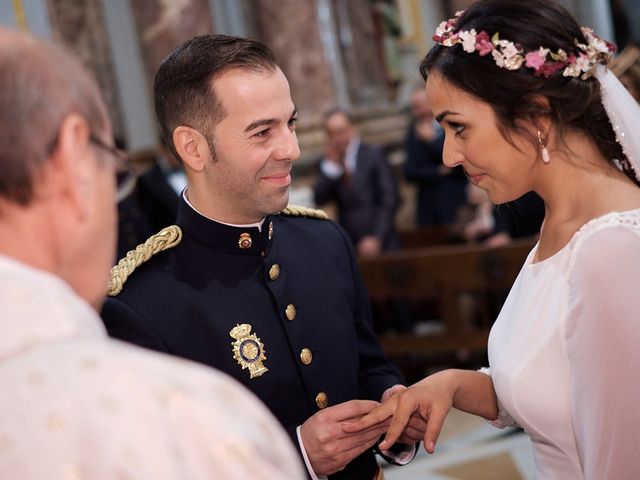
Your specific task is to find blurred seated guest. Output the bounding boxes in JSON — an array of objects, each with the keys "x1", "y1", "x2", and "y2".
[
  {"x1": 314, "y1": 109, "x2": 400, "y2": 257},
  {"x1": 117, "y1": 144, "x2": 184, "y2": 258},
  {"x1": 0, "y1": 28, "x2": 302, "y2": 480},
  {"x1": 454, "y1": 184, "x2": 544, "y2": 247},
  {"x1": 458, "y1": 183, "x2": 497, "y2": 242},
  {"x1": 492, "y1": 191, "x2": 545, "y2": 244},
  {"x1": 404, "y1": 86, "x2": 467, "y2": 226}
]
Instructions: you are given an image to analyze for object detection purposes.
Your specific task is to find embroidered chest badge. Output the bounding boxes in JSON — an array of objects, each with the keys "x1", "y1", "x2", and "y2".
[{"x1": 229, "y1": 324, "x2": 268, "y2": 378}]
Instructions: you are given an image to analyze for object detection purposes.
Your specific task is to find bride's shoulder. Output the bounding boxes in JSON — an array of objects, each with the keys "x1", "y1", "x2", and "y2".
[
  {"x1": 577, "y1": 208, "x2": 640, "y2": 234},
  {"x1": 569, "y1": 208, "x2": 640, "y2": 255}
]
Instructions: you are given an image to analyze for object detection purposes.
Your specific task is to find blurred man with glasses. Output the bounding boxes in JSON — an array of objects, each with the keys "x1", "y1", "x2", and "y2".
[{"x1": 0, "y1": 28, "x2": 302, "y2": 480}]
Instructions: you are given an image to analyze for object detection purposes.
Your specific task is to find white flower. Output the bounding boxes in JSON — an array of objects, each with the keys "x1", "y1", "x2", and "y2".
[
  {"x1": 554, "y1": 49, "x2": 568, "y2": 62},
  {"x1": 582, "y1": 27, "x2": 609, "y2": 53},
  {"x1": 459, "y1": 29, "x2": 477, "y2": 53},
  {"x1": 499, "y1": 41, "x2": 520, "y2": 60},
  {"x1": 563, "y1": 63, "x2": 581, "y2": 77},
  {"x1": 537, "y1": 47, "x2": 549, "y2": 60},
  {"x1": 492, "y1": 49, "x2": 505, "y2": 67},
  {"x1": 592, "y1": 38, "x2": 609, "y2": 53},
  {"x1": 435, "y1": 21, "x2": 449, "y2": 37},
  {"x1": 576, "y1": 53, "x2": 591, "y2": 72},
  {"x1": 504, "y1": 54, "x2": 524, "y2": 70}
]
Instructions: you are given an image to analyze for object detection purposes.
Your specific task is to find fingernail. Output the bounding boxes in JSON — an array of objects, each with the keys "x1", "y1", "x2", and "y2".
[{"x1": 428, "y1": 441, "x2": 435, "y2": 453}]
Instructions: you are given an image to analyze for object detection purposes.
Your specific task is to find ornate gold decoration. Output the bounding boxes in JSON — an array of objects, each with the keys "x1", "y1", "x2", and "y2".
[
  {"x1": 229, "y1": 324, "x2": 268, "y2": 379},
  {"x1": 268, "y1": 221, "x2": 274, "y2": 240},
  {"x1": 107, "y1": 226, "x2": 182, "y2": 296},
  {"x1": 238, "y1": 232, "x2": 252, "y2": 249},
  {"x1": 281, "y1": 205, "x2": 328, "y2": 220}
]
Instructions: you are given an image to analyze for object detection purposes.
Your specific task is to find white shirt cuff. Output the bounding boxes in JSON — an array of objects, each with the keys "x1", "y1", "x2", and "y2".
[{"x1": 296, "y1": 425, "x2": 327, "y2": 480}]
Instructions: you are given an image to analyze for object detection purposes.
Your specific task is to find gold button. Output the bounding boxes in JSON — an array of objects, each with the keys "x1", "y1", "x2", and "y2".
[
  {"x1": 300, "y1": 348, "x2": 312, "y2": 365},
  {"x1": 285, "y1": 304, "x2": 296, "y2": 321},
  {"x1": 269, "y1": 264, "x2": 280, "y2": 281},
  {"x1": 315, "y1": 392, "x2": 328, "y2": 409}
]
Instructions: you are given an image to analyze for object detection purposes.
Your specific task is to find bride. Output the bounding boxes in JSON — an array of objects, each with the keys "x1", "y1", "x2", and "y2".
[{"x1": 346, "y1": 0, "x2": 640, "y2": 478}]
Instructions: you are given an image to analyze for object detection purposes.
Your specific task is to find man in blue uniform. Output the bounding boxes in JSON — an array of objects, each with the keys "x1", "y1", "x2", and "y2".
[{"x1": 102, "y1": 34, "x2": 423, "y2": 479}]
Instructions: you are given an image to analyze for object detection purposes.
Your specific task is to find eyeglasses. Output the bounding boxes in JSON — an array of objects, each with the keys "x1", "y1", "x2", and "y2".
[{"x1": 88, "y1": 133, "x2": 136, "y2": 202}]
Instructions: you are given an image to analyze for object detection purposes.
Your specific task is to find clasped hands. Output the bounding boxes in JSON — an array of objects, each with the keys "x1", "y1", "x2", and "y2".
[{"x1": 300, "y1": 385, "x2": 427, "y2": 476}]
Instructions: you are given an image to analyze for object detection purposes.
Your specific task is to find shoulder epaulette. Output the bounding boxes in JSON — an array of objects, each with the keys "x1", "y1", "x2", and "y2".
[
  {"x1": 107, "y1": 225, "x2": 182, "y2": 297},
  {"x1": 280, "y1": 205, "x2": 328, "y2": 220}
]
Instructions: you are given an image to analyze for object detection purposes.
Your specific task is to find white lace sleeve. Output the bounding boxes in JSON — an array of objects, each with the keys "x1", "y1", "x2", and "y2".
[
  {"x1": 478, "y1": 367, "x2": 519, "y2": 429},
  {"x1": 566, "y1": 223, "x2": 640, "y2": 479}
]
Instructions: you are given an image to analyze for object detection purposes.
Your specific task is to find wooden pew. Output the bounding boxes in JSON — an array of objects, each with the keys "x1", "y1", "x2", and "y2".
[
  {"x1": 358, "y1": 238, "x2": 536, "y2": 357},
  {"x1": 399, "y1": 226, "x2": 452, "y2": 249}
]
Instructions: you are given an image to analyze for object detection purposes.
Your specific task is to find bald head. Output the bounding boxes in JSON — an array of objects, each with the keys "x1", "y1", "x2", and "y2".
[
  {"x1": 0, "y1": 28, "x2": 108, "y2": 204},
  {"x1": 324, "y1": 109, "x2": 356, "y2": 156}
]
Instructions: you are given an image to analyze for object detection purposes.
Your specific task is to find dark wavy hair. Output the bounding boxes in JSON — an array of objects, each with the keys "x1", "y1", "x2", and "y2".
[{"x1": 420, "y1": 0, "x2": 637, "y2": 186}]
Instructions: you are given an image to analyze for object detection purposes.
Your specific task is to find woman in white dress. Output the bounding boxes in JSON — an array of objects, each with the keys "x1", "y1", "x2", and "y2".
[{"x1": 345, "y1": 0, "x2": 640, "y2": 477}]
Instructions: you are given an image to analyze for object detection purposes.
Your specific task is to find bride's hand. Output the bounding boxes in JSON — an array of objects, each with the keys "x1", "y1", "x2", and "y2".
[{"x1": 342, "y1": 371, "x2": 457, "y2": 453}]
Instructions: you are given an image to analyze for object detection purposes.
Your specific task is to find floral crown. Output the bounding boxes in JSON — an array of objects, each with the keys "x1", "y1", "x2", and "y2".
[{"x1": 433, "y1": 11, "x2": 616, "y2": 79}]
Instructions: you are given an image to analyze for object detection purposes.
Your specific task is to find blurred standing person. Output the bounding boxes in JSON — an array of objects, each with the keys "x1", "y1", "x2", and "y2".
[
  {"x1": 404, "y1": 86, "x2": 467, "y2": 226},
  {"x1": 0, "y1": 28, "x2": 302, "y2": 480},
  {"x1": 117, "y1": 143, "x2": 184, "y2": 258},
  {"x1": 314, "y1": 109, "x2": 400, "y2": 257}
]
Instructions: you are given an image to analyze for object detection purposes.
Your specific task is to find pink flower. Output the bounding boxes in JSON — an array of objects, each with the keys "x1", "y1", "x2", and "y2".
[
  {"x1": 525, "y1": 51, "x2": 546, "y2": 70},
  {"x1": 536, "y1": 61, "x2": 564, "y2": 78},
  {"x1": 475, "y1": 31, "x2": 493, "y2": 56}
]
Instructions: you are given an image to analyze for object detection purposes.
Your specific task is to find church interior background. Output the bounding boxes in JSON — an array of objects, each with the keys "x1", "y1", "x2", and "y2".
[{"x1": 2, "y1": 1, "x2": 638, "y2": 478}]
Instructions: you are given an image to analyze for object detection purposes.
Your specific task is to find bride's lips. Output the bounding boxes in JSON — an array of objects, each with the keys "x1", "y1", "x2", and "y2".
[{"x1": 464, "y1": 170, "x2": 485, "y2": 185}]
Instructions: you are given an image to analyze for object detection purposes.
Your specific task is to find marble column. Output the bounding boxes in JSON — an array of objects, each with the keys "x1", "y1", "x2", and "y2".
[
  {"x1": 332, "y1": 0, "x2": 390, "y2": 109},
  {"x1": 253, "y1": 0, "x2": 336, "y2": 125},
  {"x1": 129, "y1": 0, "x2": 214, "y2": 90},
  {"x1": 45, "y1": 0, "x2": 125, "y2": 142}
]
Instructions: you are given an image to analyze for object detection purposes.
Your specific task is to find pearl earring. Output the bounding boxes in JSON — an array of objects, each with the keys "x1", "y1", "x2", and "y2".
[{"x1": 538, "y1": 130, "x2": 550, "y2": 164}]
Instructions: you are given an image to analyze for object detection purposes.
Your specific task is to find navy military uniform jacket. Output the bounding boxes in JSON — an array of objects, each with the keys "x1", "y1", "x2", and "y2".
[{"x1": 102, "y1": 198, "x2": 407, "y2": 479}]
